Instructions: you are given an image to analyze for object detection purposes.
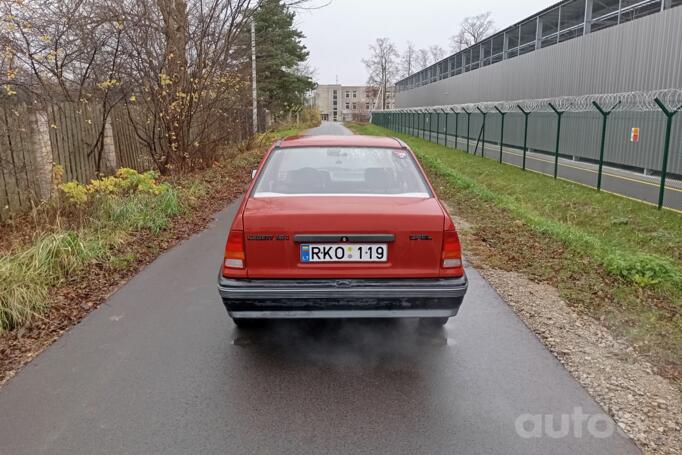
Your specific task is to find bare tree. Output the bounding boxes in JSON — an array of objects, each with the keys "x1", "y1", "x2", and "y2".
[
  {"x1": 415, "y1": 48, "x2": 430, "y2": 71},
  {"x1": 362, "y1": 37, "x2": 399, "y2": 110},
  {"x1": 449, "y1": 12, "x2": 495, "y2": 53},
  {"x1": 2, "y1": 0, "x2": 322, "y2": 174},
  {"x1": 400, "y1": 41, "x2": 416, "y2": 78},
  {"x1": 1, "y1": 0, "x2": 128, "y2": 174},
  {"x1": 429, "y1": 44, "x2": 445, "y2": 64},
  {"x1": 109, "y1": 0, "x2": 257, "y2": 172}
]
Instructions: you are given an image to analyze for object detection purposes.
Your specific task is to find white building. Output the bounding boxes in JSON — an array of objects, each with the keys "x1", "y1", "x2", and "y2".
[{"x1": 312, "y1": 85, "x2": 395, "y2": 122}]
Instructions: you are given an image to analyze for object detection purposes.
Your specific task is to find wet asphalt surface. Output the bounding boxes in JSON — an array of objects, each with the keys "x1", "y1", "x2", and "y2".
[{"x1": 0, "y1": 122, "x2": 641, "y2": 454}]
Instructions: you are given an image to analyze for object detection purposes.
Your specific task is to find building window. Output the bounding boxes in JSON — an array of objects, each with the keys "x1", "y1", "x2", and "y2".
[
  {"x1": 353, "y1": 91, "x2": 357, "y2": 98},
  {"x1": 345, "y1": 102, "x2": 350, "y2": 109},
  {"x1": 352, "y1": 103, "x2": 357, "y2": 110},
  {"x1": 345, "y1": 92, "x2": 350, "y2": 98},
  {"x1": 540, "y1": 7, "x2": 560, "y2": 48},
  {"x1": 518, "y1": 19, "x2": 537, "y2": 54},
  {"x1": 620, "y1": 0, "x2": 662, "y2": 24},
  {"x1": 558, "y1": 0, "x2": 584, "y2": 42},
  {"x1": 591, "y1": 0, "x2": 620, "y2": 32}
]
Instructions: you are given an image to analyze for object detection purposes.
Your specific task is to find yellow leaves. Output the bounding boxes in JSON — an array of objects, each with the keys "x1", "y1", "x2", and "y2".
[
  {"x1": 39, "y1": 34, "x2": 50, "y2": 43},
  {"x1": 53, "y1": 164, "x2": 65, "y2": 186},
  {"x1": 58, "y1": 181, "x2": 89, "y2": 205},
  {"x1": 129, "y1": 95, "x2": 137, "y2": 102},
  {"x1": 159, "y1": 74, "x2": 172, "y2": 86},
  {"x1": 97, "y1": 79, "x2": 121, "y2": 90},
  {"x1": 87, "y1": 176, "x2": 119, "y2": 194},
  {"x1": 3, "y1": 84, "x2": 16, "y2": 96},
  {"x1": 59, "y1": 168, "x2": 169, "y2": 206}
]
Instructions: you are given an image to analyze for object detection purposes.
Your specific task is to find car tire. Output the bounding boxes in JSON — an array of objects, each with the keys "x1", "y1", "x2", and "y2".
[
  {"x1": 232, "y1": 318, "x2": 262, "y2": 329},
  {"x1": 419, "y1": 317, "x2": 449, "y2": 328}
]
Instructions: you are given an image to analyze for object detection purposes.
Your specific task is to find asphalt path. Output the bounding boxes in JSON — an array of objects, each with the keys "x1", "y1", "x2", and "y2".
[{"x1": 0, "y1": 121, "x2": 641, "y2": 454}]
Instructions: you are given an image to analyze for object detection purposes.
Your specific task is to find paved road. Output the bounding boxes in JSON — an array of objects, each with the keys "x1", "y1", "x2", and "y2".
[
  {"x1": 305, "y1": 121, "x2": 353, "y2": 136},
  {"x1": 411, "y1": 127, "x2": 682, "y2": 212},
  {"x1": 0, "y1": 121, "x2": 640, "y2": 454}
]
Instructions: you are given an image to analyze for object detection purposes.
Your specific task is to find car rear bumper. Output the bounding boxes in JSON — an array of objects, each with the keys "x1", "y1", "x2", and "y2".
[{"x1": 218, "y1": 275, "x2": 468, "y2": 319}]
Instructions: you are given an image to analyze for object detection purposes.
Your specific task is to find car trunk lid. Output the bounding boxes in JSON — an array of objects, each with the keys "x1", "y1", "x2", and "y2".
[{"x1": 242, "y1": 196, "x2": 445, "y2": 278}]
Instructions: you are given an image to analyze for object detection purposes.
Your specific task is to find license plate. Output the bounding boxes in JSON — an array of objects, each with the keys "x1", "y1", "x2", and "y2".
[{"x1": 300, "y1": 244, "x2": 388, "y2": 263}]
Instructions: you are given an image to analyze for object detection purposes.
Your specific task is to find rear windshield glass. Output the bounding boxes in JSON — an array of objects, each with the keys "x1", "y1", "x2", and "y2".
[{"x1": 253, "y1": 147, "x2": 431, "y2": 197}]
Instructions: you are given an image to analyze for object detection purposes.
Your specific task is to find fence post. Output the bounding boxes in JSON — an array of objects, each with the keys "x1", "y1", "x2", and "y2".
[
  {"x1": 29, "y1": 109, "x2": 54, "y2": 200},
  {"x1": 453, "y1": 110, "x2": 459, "y2": 150},
  {"x1": 548, "y1": 102, "x2": 565, "y2": 179},
  {"x1": 102, "y1": 117, "x2": 117, "y2": 174},
  {"x1": 592, "y1": 100, "x2": 621, "y2": 191},
  {"x1": 443, "y1": 110, "x2": 448, "y2": 147},
  {"x1": 429, "y1": 111, "x2": 434, "y2": 143},
  {"x1": 462, "y1": 108, "x2": 471, "y2": 153},
  {"x1": 654, "y1": 97, "x2": 682, "y2": 209},
  {"x1": 517, "y1": 105, "x2": 530, "y2": 171},
  {"x1": 476, "y1": 107, "x2": 487, "y2": 158},
  {"x1": 494, "y1": 106, "x2": 506, "y2": 164}
]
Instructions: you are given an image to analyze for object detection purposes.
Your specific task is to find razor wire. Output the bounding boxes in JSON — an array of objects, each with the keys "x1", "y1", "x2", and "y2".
[{"x1": 376, "y1": 89, "x2": 682, "y2": 114}]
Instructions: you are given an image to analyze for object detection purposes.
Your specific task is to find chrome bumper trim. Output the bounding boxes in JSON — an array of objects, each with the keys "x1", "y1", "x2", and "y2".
[
  {"x1": 218, "y1": 277, "x2": 468, "y2": 300},
  {"x1": 228, "y1": 309, "x2": 458, "y2": 319}
]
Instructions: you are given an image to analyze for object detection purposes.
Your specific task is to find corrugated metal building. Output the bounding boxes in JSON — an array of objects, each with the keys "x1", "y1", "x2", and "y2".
[{"x1": 394, "y1": 0, "x2": 682, "y2": 175}]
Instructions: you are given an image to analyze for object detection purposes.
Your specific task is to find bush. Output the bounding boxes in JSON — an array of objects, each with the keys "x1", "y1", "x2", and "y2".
[
  {"x1": 59, "y1": 168, "x2": 170, "y2": 206},
  {"x1": 0, "y1": 169, "x2": 182, "y2": 332}
]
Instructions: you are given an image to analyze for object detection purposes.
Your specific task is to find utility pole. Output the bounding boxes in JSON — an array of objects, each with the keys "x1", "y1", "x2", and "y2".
[{"x1": 251, "y1": 19, "x2": 258, "y2": 134}]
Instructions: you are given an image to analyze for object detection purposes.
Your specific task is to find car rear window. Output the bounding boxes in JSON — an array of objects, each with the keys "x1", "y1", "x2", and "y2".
[{"x1": 253, "y1": 147, "x2": 432, "y2": 197}]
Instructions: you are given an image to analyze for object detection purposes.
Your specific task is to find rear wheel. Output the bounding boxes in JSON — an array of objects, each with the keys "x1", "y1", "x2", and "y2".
[
  {"x1": 419, "y1": 317, "x2": 449, "y2": 328},
  {"x1": 232, "y1": 318, "x2": 263, "y2": 329}
]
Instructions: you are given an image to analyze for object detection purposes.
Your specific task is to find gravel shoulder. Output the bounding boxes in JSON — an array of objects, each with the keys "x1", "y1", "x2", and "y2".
[{"x1": 455, "y1": 215, "x2": 682, "y2": 455}]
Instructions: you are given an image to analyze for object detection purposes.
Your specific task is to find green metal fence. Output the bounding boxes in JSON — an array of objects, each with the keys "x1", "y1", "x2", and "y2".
[{"x1": 371, "y1": 90, "x2": 682, "y2": 210}]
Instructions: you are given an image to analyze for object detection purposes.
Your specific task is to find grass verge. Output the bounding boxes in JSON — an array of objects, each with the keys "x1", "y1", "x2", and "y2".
[
  {"x1": 0, "y1": 123, "x2": 311, "y2": 334},
  {"x1": 347, "y1": 121, "x2": 682, "y2": 384}
]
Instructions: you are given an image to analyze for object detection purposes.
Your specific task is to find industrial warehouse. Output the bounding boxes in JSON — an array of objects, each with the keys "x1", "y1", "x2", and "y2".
[{"x1": 380, "y1": 0, "x2": 682, "y2": 209}]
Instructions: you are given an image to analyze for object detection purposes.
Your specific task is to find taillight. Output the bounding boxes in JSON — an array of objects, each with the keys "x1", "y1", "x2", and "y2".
[
  {"x1": 441, "y1": 229, "x2": 464, "y2": 276},
  {"x1": 224, "y1": 229, "x2": 245, "y2": 271}
]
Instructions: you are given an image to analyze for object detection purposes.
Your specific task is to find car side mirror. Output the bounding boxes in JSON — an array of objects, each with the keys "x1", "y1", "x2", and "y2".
[{"x1": 251, "y1": 169, "x2": 257, "y2": 179}]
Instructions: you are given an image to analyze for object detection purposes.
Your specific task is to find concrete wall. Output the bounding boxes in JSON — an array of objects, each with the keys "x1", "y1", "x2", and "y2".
[
  {"x1": 394, "y1": 6, "x2": 682, "y2": 175},
  {"x1": 396, "y1": 6, "x2": 682, "y2": 106}
]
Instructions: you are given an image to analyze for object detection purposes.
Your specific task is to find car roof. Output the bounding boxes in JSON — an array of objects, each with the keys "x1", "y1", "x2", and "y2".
[{"x1": 278, "y1": 134, "x2": 405, "y2": 149}]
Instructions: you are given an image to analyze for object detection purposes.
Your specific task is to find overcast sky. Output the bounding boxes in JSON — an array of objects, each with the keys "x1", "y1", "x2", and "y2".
[{"x1": 297, "y1": 0, "x2": 552, "y2": 85}]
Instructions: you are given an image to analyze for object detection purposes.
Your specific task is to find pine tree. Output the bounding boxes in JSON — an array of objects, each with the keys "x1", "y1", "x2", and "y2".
[{"x1": 253, "y1": 0, "x2": 316, "y2": 117}]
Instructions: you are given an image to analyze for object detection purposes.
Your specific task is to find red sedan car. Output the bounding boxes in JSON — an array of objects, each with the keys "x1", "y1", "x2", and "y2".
[{"x1": 218, "y1": 135, "x2": 468, "y2": 328}]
